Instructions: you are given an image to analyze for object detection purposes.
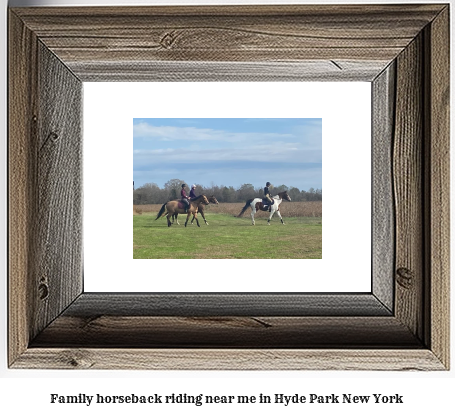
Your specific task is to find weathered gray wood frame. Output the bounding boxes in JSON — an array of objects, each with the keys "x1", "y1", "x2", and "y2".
[{"x1": 8, "y1": 5, "x2": 449, "y2": 370}]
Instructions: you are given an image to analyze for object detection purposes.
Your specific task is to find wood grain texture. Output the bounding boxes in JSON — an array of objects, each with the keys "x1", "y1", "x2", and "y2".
[
  {"x1": 33, "y1": 42, "x2": 83, "y2": 338},
  {"x1": 13, "y1": 349, "x2": 445, "y2": 371},
  {"x1": 70, "y1": 60, "x2": 388, "y2": 82},
  {"x1": 9, "y1": 12, "x2": 84, "y2": 366},
  {"x1": 11, "y1": 5, "x2": 444, "y2": 81},
  {"x1": 65, "y1": 293, "x2": 391, "y2": 317},
  {"x1": 424, "y1": 6, "x2": 450, "y2": 368},
  {"x1": 393, "y1": 34, "x2": 424, "y2": 340},
  {"x1": 8, "y1": 11, "x2": 38, "y2": 366},
  {"x1": 31, "y1": 316, "x2": 421, "y2": 348},
  {"x1": 372, "y1": 63, "x2": 395, "y2": 312}
]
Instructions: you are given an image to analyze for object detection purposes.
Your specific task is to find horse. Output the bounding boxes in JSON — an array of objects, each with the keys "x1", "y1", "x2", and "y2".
[
  {"x1": 155, "y1": 194, "x2": 209, "y2": 227},
  {"x1": 170, "y1": 195, "x2": 219, "y2": 225},
  {"x1": 237, "y1": 190, "x2": 291, "y2": 225}
]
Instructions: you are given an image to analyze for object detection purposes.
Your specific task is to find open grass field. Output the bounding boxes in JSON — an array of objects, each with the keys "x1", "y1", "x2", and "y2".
[{"x1": 133, "y1": 203, "x2": 322, "y2": 259}]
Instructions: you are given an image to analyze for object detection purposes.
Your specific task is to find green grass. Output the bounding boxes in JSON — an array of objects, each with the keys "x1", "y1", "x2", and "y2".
[{"x1": 134, "y1": 212, "x2": 322, "y2": 259}]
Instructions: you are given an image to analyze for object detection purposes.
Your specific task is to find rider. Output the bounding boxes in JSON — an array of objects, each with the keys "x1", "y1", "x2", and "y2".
[
  {"x1": 189, "y1": 184, "x2": 198, "y2": 199},
  {"x1": 264, "y1": 181, "x2": 274, "y2": 205},
  {"x1": 181, "y1": 183, "x2": 190, "y2": 213}
]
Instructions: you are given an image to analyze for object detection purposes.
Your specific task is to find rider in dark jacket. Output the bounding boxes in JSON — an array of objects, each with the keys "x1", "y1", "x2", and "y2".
[
  {"x1": 181, "y1": 184, "x2": 190, "y2": 212},
  {"x1": 264, "y1": 182, "x2": 274, "y2": 205}
]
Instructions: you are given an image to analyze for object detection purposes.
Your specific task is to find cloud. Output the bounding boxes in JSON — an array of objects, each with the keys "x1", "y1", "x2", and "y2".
[
  {"x1": 133, "y1": 122, "x2": 294, "y2": 143},
  {"x1": 133, "y1": 144, "x2": 321, "y2": 169}
]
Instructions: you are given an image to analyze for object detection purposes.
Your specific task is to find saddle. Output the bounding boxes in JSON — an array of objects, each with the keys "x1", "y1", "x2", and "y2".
[
  {"x1": 262, "y1": 198, "x2": 274, "y2": 206},
  {"x1": 259, "y1": 201, "x2": 272, "y2": 212},
  {"x1": 178, "y1": 200, "x2": 190, "y2": 210}
]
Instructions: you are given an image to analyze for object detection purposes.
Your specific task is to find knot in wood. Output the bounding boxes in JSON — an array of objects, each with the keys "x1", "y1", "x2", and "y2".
[
  {"x1": 160, "y1": 31, "x2": 179, "y2": 49},
  {"x1": 38, "y1": 281, "x2": 49, "y2": 300},
  {"x1": 48, "y1": 131, "x2": 59, "y2": 142},
  {"x1": 60, "y1": 350, "x2": 94, "y2": 369},
  {"x1": 396, "y1": 267, "x2": 414, "y2": 289}
]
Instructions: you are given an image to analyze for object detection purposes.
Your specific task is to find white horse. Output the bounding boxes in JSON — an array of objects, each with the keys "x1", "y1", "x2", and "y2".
[{"x1": 237, "y1": 191, "x2": 291, "y2": 225}]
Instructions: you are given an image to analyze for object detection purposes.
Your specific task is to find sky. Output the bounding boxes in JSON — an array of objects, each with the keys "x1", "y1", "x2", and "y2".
[{"x1": 133, "y1": 118, "x2": 322, "y2": 191}]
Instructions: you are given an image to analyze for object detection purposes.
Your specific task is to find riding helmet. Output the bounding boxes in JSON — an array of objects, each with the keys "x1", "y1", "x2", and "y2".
[
  {"x1": 266, "y1": 182, "x2": 271, "y2": 186},
  {"x1": 181, "y1": 184, "x2": 187, "y2": 188}
]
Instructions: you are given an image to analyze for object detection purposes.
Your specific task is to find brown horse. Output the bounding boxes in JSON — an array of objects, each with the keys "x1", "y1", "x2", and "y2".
[
  {"x1": 156, "y1": 194, "x2": 209, "y2": 227},
  {"x1": 170, "y1": 195, "x2": 219, "y2": 225}
]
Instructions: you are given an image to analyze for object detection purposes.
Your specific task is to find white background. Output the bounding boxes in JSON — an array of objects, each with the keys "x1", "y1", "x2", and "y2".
[
  {"x1": 1, "y1": 0, "x2": 454, "y2": 414},
  {"x1": 84, "y1": 82, "x2": 371, "y2": 292}
]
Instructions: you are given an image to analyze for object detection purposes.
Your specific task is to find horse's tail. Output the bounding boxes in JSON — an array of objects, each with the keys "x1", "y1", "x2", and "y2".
[
  {"x1": 155, "y1": 203, "x2": 167, "y2": 220},
  {"x1": 237, "y1": 199, "x2": 253, "y2": 217}
]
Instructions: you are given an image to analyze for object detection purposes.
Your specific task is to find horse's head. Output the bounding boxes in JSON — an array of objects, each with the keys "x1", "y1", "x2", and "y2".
[
  {"x1": 201, "y1": 195, "x2": 210, "y2": 205},
  {"x1": 208, "y1": 195, "x2": 219, "y2": 204},
  {"x1": 279, "y1": 191, "x2": 291, "y2": 201}
]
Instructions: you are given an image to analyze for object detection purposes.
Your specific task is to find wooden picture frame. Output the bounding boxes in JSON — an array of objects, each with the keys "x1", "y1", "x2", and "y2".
[{"x1": 8, "y1": 4, "x2": 449, "y2": 370}]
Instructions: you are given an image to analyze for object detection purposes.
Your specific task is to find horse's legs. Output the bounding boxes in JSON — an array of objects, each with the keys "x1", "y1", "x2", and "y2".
[
  {"x1": 250, "y1": 206, "x2": 256, "y2": 225},
  {"x1": 193, "y1": 212, "x2": 200, "y2": 227},
  {"x1": 174, "y1": 213, "x2": 180, "y2": 225},
  {"x1": 276, "y1": 209, "x2": 285, "y2": 225},
  {"x1": 166, "y1": 212, "x2": 177, "y2": 224},
  {"x1": 184, "y1": 212, "x2": 191, "y2": 227},
  {"x1": 190, "y1": 209, "x2": 206, "y2": 225},
  {"x1": 267, "y1": 208, "x2": 275, "y2": 225},
  {"x1": 166, "y1": 213, "x2": 172, "y2": 227}
]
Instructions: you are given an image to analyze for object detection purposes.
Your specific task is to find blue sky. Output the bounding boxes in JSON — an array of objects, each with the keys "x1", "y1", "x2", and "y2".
[{"x1": 133, "y1": 118, "x2": 322, "y2": 190}]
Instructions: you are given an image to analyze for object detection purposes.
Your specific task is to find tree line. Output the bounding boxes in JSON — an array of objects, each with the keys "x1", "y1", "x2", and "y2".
[{"x1": 133, "y1": 178, "x2": 322, "y2": 205}]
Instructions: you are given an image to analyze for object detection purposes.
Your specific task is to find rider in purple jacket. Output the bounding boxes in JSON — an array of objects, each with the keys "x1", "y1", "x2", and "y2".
[{"x1": 189, "y1": 184, "x2": 197, "y2": 199}]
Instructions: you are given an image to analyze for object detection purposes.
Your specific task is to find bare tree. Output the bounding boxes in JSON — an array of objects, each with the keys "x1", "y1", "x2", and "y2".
[{"x1": 133, "y1": 180, "x2": 321, "y2": 204}]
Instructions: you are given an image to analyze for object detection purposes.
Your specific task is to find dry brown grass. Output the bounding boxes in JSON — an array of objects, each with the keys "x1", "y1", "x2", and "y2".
[
  {"x1": 134, "y1": 204, "x2": 164, "y2": 214},
  {"x1": 133, "y1": 201, "x2": 322, "y2": 217}
]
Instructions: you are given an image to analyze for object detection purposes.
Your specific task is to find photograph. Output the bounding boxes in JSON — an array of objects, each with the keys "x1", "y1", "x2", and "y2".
[{"x1": 133, "y1": 118, "x2": 322, "y2": 259}]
